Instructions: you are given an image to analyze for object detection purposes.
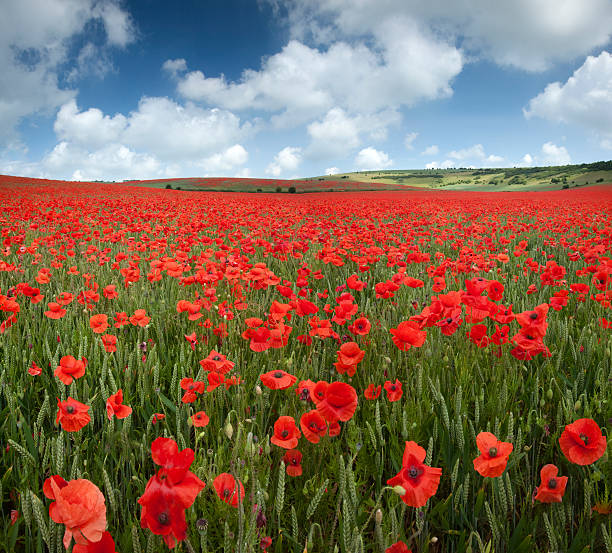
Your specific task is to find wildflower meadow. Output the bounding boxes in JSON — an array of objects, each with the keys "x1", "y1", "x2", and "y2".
[{"x1": 0, "y1": 177, "x2": 611, "y2": 553}]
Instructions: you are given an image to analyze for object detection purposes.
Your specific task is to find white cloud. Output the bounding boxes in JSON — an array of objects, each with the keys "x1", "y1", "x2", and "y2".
[
  {"x1": 54, "y1": 99, "x2": 127, "y2": 148},
  {"x1": 404, "y1": 132, "x2": 418, "y2": 150},
  {"x1": 280, "y1": 0, "x2": 612, "y2": 71},
  {"x1": 443, "y1": 143, "x2": 506, "y2": 166},
  {"x1": 10, "y1": 97, "x2": 252, "y2": 180},
  {"x1": 522, "y1": 153, "x2": 534, "y2": 166},
  {"x1": 422, "y1": 144, "x2": 439, "y2": 156},
  {"x1": 177, "y1": 26, "x2": 462, "y2": 125},
  {"x1": 43, "y1": 141, "x2": 162, "y2": 181},
  {"x1": 266, "y1": 146, "x2": 302, "y2": 176},
  {"x1": 449, "y1": 144, "x2": 485, "y2": 160},
  {"x1": 354, "y1": 147, "x2": 392, "y2": 170},
  {"x1": 200, "y1": 144, "x2": 248, "y2": 173},
  {"x1": 524, "y1": 51, "x2": 612, "y2": 148},
  {"x1": 0, "y1": 0, "x2": 135, "y2": 145},
  {"x1": 426, "y1": 159, "x2": 455, "y2": 169},
  {"x1": 325, "y1": 166, "x2": 340, "y2": 175},
  {"x1": 162, "y1": 58, "x2": 188, "y2": 77},
  {"x1": 93, "y1": 1, "x2": 135, "y2": 48},
  {"x1": 540, "y1": 142, "x2": 571, "y2": 165},
  {"x1": 306, "y1": 107, "x2": 399, "y2": 159}
]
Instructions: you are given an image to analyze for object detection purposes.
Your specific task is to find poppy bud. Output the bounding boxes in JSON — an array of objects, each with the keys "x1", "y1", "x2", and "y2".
[
  {"x1": 255, "y1": 385, "x2": 263, "y2": 396},
  {"x1": 224, "y1": 421, "x2": 234, "y2": 439},
  {"x1": 546, "y1": 389, "x2": 553, "y2": 400},
  {"x1": 574, "y1": 400, "x2": 581, "y2": 411},
  {"x1": 375, "y1": 509, "x2": 382, "y2": 525},
  {"x1": 392, "y1": 485, "x2": 406, "y2": 496}
]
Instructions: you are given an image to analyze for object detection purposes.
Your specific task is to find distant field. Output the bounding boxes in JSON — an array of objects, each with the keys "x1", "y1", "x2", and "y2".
[
  {"x1": 118, "y1": 176, "x2": 411, "y2": 193},
  {"x1": 321, "y1": 160, "x2": 612, "y2": 191}
]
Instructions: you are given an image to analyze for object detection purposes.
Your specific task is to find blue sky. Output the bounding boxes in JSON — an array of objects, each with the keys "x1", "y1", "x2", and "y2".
[{"x1": 1, "y1": 0, "x2": 611, "y2": 181}]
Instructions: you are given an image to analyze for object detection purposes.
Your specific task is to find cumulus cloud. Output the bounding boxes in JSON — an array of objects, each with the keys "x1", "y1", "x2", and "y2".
[
  {"x1": 445, "y1": 143, "x2": 504, "y2": 165},
  {"x1": 0, "y1": 0, "x2": 135, "y2": 145},
  {"x1": 162, "y1": 58, "x2": 188, "y2": 77},
  {"x1": 422, "y1": 144, "x2": 439, "y2": 156},
  {"x1": 16, "y1": 97, "x2": 252, "y2": 180},
  {"x1": 279, "y1": 0, "x2": 612, "y2": 71},
  {"x1": 200, "y1": 144, "x2": 249, "y2": 173},
  {"x1": 540, "y1": 142, "x2": 571, "y2": 165},
  {"x1": 266, "y1": 146, "x2": 302, "y2": 176},
  {"x1": 524, "y1": 51, "x2": 612, "y2": 148},
  {"x1": 448, "y1": 144, "x2": 485, "y2": 160},
  {"x1": 354, "y1": 147, "x2": 392, "y2": 170},
  {"x1": 306, "y1": 107, "x2": 399, "y2": 159},
  {"x1": 426, "y1": 159, "x2": 455, "y2": 169},
  {"x1": 522, "y1": 153, "x2": 534, "y2": 166},
  {"x1": 325, "y1": 166, "x2": 340, "y2": 175},
  {"x1": 404, "y1": 132, "x2": 418, "y2": 150},
  {"x1": 177, "y1": 24, "x2": 462, "y2": 127}
]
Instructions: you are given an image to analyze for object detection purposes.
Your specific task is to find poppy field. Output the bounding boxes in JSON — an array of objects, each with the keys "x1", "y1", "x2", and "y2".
[{"x1": 0, "y1": 177, "x2": 611, "y2": 553}]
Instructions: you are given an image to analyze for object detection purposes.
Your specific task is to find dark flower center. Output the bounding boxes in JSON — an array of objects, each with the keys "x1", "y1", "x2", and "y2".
[
  {"x1": 548, "y1": 478, "x2": 557, "y2": 489},
  {"x1": 408, "y1": 465, "x2": 420, "y2": 479},
  {"x1": 213, "y1": 355, "x2": 221, "y2": 361},
  {"x1": 300, "y1": 389, "x2": 311, "y2": 401},
  {"x1": 529, "y1": 312, "x2": 538, "y2": 320},
  {"x1": 488, "y1": 447, "x2": 498, "y2": 457},
  {"x1": 281, "y1": 430, "x2": 289, "y2": 438},
  {"x1": 579, "y1": 433, "x2": 589, "y2": 445},
  {"x1": 390, "y1": 385, "x2": 396, "y2": 391},
  {"x1": 274, "y1": 371, "x2": 283, "y2": 378},
  {"x1": 66, "y1": 405, "x2": 75, "y2": 414},
  {"x1": 157, "y1": 512, "x2": 170, "y2": 525},
  {"x1": 223, "y1": 488, "x2": 230, "y2": 498},
  {"x1": 291, "y1": 458, "x2": 299, "y2": 465}
]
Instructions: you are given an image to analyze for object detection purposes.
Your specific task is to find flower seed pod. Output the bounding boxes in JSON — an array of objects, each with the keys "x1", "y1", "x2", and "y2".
[
  {"x1": 375, "y1": 508, "x2": 382, "y2": 525},
  {"x1": 224, "y1": 420, "x2": 234, "y2": 439}
]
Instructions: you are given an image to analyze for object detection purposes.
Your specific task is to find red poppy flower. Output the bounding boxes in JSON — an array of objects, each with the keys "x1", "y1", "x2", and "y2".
[
  {"x1": 100, "y1": 334, "x2": 117, "y2": 353},
  {"x1": 333, "y1": 341, "x2": 365, "y2": 377},
  {"x1": 213, "y1": 473, "x2": 245, "y2": 508},
  {"x1": 295, "y1": 379, "x2": 316, "y2": 401},
  {"x1": 152, "y1": 413, "x2": 165, "y2": 424},
  {"x1": 283, "y1": 449, "x2": 303, "y2": 477},
  {"x1": 56, "y1": 397, "x2": 91, "y2": 432},
  {"x1": 199, "y1": 350, "x2": 235, "y2": 374},
  {"x1": 102, "y1": 285, "x2": 118, "y2": 299},
  {"x1": 387, "y1": 441, "x2": 442, "y2": 508},
  {"x1": 106, "y1": 389, "x2": 132, "y2": 421},
  {"x1": 138, "y1": 479, "x2": 189, "y2": 548},
  {"x1": 390, "y1": 321, "x2": 426, "y2": 351},
  {"x1": 191, "y1": 411, "x2": 210, "y2": 427},
  {"x1": 384, "y1": 379, "x2": 403, "y2": 402},
  {"x1": 28, "y1": 361, "x2": 42, "y2": 376},
  {"x1": 386, "y1": 542, "x2": 412, "y2": 553},
  {"x1": 348, "y1": 316, "x2": 371, "y2": 336},
  {"x1": 364, "y1": 383, "x2": 381, "y2": 400},
  {"x1": 473, "y1": 432, "x2": 513, "y2": 477},
  {"x1": 534, "y1": 464, "x2": 568, "y2": 503},
  {"x1": 113, "y1": 312, "x2": 129, "y2": 328},
  {"x1": 55, "y1": 355, "x2": 87, "y2": 385},
  {"x1": 299, "y1": 410, "x2": 328, "y2": 444},
  {"x1": 316, "y1": 381, "x2": 358, "y2": 423},
  {"x1": 260, "y1": 369, "x2": 297, "y2": 390},
  {"x1": 129, "y1": 309, "x2": 150, "y2": 327},
  {"x1": 43, "y1": 475, "x2": 106, "y2": 548},
  {"x1": 271, "y1": 416, "x2": 301, "y2": 449},
  {"x1": 72, "y1": 531, "x2": 118, "y2": 553},
  {"x1": 309, "y1": 380, "x2": 329, "y2": 404},
  {"x1": 89, "y1": 314, "x2": 109, "y2": 334},
  {"x1": 559, "y1": 418, "x2": 607, "y2": 465},
  {"x1": 180, "y1": 377, "x2": 206, "y2": 403},
  {"x1": 44, "y1": 302, "x2": 67, "y2": 319}
]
